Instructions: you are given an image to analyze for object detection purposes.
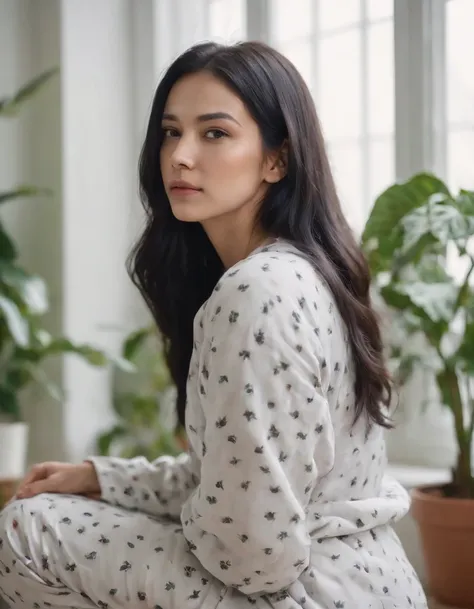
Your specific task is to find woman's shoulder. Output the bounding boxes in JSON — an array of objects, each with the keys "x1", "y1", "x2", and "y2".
[
  {"x1": 216, "y1": 241, "x2": 316, "y2": 296},
  {"x1": 204, "y1": 241, "x2": 334, "y2": 320}
]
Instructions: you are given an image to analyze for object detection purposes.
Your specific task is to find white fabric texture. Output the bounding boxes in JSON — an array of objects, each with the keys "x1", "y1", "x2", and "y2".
[{"x1": 0, "y1": 241, "x2": 427, "y2": 608}]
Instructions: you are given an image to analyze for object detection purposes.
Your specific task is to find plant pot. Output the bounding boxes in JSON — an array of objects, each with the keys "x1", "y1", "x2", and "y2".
[
  {"x1": 412, "y1": 486, "x2": 474, "y2": 608},
  {"x1": 0, "y1": 422, "x2": 29, "y2": 480}
]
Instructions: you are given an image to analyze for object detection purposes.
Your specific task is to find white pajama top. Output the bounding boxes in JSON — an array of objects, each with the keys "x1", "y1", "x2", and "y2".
[{"x1": 0, "y1": 241, "x2": 427, "y2": 609}]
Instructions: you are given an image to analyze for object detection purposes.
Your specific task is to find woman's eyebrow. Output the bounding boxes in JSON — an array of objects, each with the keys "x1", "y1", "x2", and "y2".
[{"x1": 162, "y1": 111, "x2": 241, "y2": 126}]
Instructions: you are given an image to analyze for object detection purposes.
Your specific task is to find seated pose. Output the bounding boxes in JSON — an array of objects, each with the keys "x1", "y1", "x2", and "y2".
[{"x1": 0, "y1": 41, "x2": 427, "y2": 609}]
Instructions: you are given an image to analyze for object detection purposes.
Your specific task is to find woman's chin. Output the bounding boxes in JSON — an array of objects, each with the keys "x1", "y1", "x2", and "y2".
[
  {"x1": 171, "y1": 203, "x2": 212, "y2": 224},
  {"x1": 171, "y1": 209, "x2": 203, "y2": 223}
]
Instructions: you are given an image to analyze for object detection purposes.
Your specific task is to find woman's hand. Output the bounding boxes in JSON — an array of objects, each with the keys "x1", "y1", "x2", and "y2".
[{"x1": 15, "y1": 461, "x2": 101, "y2": 500}]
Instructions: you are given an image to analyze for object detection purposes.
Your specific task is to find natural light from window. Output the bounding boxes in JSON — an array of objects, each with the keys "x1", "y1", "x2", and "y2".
[
  {"x1": 209, "y1": 0, "x2": 246, "y2": 43},
  {"x1": 446, "y1": 0, "x2": 474, "y2": 191},
  {"x1": 269, "y1": 0, "x2": 394, "y2": 234}
]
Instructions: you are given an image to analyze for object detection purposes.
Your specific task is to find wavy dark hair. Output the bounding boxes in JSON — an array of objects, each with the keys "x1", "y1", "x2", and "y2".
[{"x1": 129, "y1": 41, "x2": 392, "y2": 430}]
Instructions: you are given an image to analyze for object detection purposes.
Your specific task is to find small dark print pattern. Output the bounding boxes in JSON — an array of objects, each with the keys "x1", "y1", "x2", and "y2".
[{"x1": 0, "y1": 242, "x2": 427, "y2": 608}]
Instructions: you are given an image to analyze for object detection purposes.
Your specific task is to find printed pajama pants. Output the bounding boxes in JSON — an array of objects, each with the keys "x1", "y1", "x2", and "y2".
[{"x1": 0, "y1": 493, "x2": 225, "y2": 609}]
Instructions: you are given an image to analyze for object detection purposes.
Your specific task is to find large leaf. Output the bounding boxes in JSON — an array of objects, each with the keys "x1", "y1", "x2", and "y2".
[
  {"x1": 0, "y1": 185, "x2": 52, "y2": 206},
  {"x1": 14, "y1": 335, "x2": 108, "y2": 367},
  {"x1": 0, "y1": 68, "x2": 58, "y2": 117},
  {"x1": 0, "y1": 263, "x2": 49, "y2": 314},
  {"x1": 456, "y1": 295, "x2": 474, "y2": 374},
  {"x1": 96, "y1": 424, "x2": 128, "y2": 456},
  {"x1": 40, "y1": 338, "x2": 108, "y2": 366},
  {"x1": 28, "y1": 365, "x2": 63, "y2": 401},
  {"x1": 455, "y1": 190, "x2": 474, "y2": 215},
  {"x1": 4, "y1": 361, "x2": 33, "y2": 391},
  {"x1": 382, "y1": 281, "x2": 456, "y2": 324},
  {"x1": 401, "y1": 198, "x2": 474, "y2": 256},
  {"x1": 381, "y1": 281, "x2": 454, "y2": 349},
  {"x1": 362, "y1": 173, "x2": 451, "y2": 252},
  {"x1": 122, "y1": 327, "x2": 152, "y2": 361},
  {"x1": 413, "y1": 255, "x2": 452, "y2": 283},
  {"x1": 113, "y1": 393, "x2": 158, "y2": 427},
  {"x1": 0, "y1": 295, "x2": 29, "y2": 346},
  {"x1": 0, "y1": 222, "x2": 17, "y2": 260}
]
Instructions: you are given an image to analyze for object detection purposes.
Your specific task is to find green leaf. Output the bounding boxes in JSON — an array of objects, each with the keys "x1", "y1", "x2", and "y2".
[
  {"x1": 7, "y1": 360, "x2": 63, "y2": 400},
  {"x1": 455, "y1": 190, "x2": 474, "y2": 215},
  {"x1": 122, "y1": 327, "x2": 152, "y2": 360},
  {"x1": 112, "y1": 393, "x2": 135, "y2": 420},
  {"x1": 96, "y1": 424, "x2": 128, "y2": 456},
  {"x1": 0, "y1": 385, "x2": 21, "y2": 421},
  {"x1": 72, "y1": 346, "x2": 108, "y2": 366},
  {"x1": 110, "y1": 356, "x2": 136, "y2": 373},
  {"x1": 401, "y1": 199, "x2": 474, "y2": 256},
  {"x1": 456, "y1": 296, "x2": 474, "y2": 374},
  {"x1": 38, "y1": 338, "x2": 108, "y2": 366},
  {"x1": 0, "y1": 222, "x2": 17, "y2": 260},
  {"x1": 0, "y1": 185, "x2": 52, "y2": 206},
  {"x1": 382, "y1": 281, "x2": 456, "y2": 324},
  {"x1": 30, "y1": 365, "x2": 63, "y2": 401},
  {"x1": 151, "y1": 353, "x2": 172, "y2": 393},
  {"x1": 362, "y1": 172, "x2": 450, "y2": 252},
  {"x1": 0, "y1": 263, "x2": 49, "y2": 314},
  {"x1": 392, "y1": 353, "x2": 421, "y2": 386},
  {"x1": 413, "y1": 255, "x2": 452, "y2": 284},
  {"x1": 0, "y1": 295, "x2": 29, "y2": 346},
  {"x1": 4, "y1": 362, "x2": 33, "y2": 391},
  {"x1": 0, "y1": 68, "x2": 58, "y2": 117}
]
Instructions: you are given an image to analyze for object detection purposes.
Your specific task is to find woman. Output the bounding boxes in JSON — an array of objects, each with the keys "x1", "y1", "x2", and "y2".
[{"x1": 0, "y1": 42, "x2": 427, "y2": 609}]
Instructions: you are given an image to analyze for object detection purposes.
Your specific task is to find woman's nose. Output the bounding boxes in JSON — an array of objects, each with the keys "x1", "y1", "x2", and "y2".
[{"x1": 171, "y1": 134, "x2": 197, "y2": 169}]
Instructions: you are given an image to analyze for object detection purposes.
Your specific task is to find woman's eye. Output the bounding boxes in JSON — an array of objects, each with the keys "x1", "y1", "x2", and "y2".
[
  {"x1": 205, "y1": 129, "x2": 227, "y2": 140},
  {"x1": 162, "y1": 127, "x2": 179, "y2": 138}
]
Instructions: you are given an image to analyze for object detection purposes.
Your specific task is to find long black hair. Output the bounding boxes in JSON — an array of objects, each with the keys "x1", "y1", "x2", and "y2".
[{"x1": 129, "y1": 41, "x2": 392, "y2": 430}]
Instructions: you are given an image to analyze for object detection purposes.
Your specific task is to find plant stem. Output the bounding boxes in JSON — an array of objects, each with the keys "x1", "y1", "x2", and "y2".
[
  {"x1": 453, "y1": 257, "x2": 474, "y2": 314},
  {"x1": 444, "y1": 256, "x2": 474, "y2": 497},
  {"x1": 443, "y1": 365, "x2": 474, "y2": 497}
]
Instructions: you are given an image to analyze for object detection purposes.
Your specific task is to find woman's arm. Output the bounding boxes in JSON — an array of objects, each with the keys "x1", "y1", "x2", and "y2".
[
  {"x1": 88, "y1": 451, "x2": 199, "y2": 519},
  {"x1": 181, "y1": 265, "x2": 336, "y2": 595}
]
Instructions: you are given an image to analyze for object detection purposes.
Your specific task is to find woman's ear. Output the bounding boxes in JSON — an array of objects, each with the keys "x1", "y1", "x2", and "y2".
[{"x1": 264, "y1": 141, "x2": 288, "y2": 184}]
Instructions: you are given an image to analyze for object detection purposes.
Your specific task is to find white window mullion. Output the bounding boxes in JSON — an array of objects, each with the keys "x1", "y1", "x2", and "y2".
[
  {"x1": 428, "y1": 0, "x2": 447, "y2": 180},
  {"x1": 394, "y1": 0, "x2": 446, "y2": 181},
  {"x1": 311, "y1": 0, "x2": 319, "y2": 98},
  {"x1": 360, "y1": 0, "x2": 370, "y2": 215},
  {"x1": 152, "y1": 0, "x2": 209, "y2": 73}
]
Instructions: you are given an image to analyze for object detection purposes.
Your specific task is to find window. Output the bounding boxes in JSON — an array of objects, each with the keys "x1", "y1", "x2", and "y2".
[
  {"x1": 146, "y1": 0, "x2": 471, "y2": 470},
  {"x1": 209, "y1": 0, "x2": 247, "y2": 43},
  {"x1": 269, "y1": 0, "x2": 395, "y2": 234},
  {"x1": 446, "y1": 0, "x2": 474, "y2": 191}
]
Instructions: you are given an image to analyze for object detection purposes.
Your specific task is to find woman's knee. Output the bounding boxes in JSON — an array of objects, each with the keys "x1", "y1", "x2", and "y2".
[
  {"x1": 0, "y1": 497, "x2": 31, "y2": 560},
  {"x1": 0, "y1": 494, "x2": 54, "y2": 562}
]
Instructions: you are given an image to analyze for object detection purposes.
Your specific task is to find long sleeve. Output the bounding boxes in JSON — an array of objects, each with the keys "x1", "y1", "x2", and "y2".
[
  {"x1": 181, "y1": 264, "x2": 336, "y2": 595},
  {"x1": 88, "y1": 451, "x2": 199, "y2": 519}
]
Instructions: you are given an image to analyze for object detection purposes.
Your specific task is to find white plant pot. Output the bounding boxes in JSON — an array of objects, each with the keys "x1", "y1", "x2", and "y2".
[{"x1": 0, "y1": 422, "x2": 29, "y2": 479}]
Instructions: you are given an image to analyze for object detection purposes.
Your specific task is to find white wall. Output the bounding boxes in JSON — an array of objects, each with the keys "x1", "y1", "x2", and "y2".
[
  {"x1": 1, "y1": 0, "x2": 150, "y2": 464},
  {"x1": 1, "y1": 0, "x2": 212, "y2": 465},
  {"x1": 0, "y1": 0, "x2": 65, "y2": 462},
  {"x1": 60, "y1": 0, "x2": 140, "y2": 463}
]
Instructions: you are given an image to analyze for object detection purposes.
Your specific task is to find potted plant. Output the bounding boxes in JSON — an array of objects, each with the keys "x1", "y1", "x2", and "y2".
[
  {"x1": 362, "y1": 172, "x2": 474, "y2": 607},
  {"x1": 0, "y1": 70, "x2": 108, "y2": 502},
  {"x1": 96, "y1": 326, "x2": 185, "y2": 460}
]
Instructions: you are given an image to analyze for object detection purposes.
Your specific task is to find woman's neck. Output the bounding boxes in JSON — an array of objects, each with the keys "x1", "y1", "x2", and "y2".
[{"x1": 203, "y1": 219, "x2": 272, "y2": 269}]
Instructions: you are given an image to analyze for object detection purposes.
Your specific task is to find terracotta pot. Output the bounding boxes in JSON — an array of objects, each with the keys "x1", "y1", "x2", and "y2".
[{"x1": 412, "y1": 486, "x2": 474, "y2": 608}]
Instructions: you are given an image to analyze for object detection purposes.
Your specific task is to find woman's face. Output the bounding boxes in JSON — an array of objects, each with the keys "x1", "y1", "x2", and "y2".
[{"x1": 160, "y1": 71, "x2": 282, "y2": 226}]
